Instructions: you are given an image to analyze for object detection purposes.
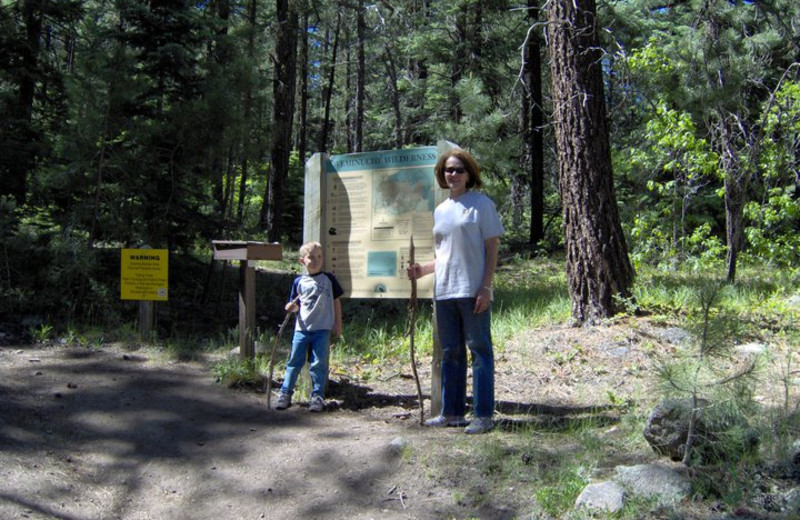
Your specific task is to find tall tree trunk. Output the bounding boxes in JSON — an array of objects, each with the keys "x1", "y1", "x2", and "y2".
[
  {"x1": 450, "y1": 4, "x2": 468, "y2": 123},
  {"x1": 547, "y1": 0, "x2": 634, "y2": 325},
  {"x1": 345, "y1": 35, "x2": 353, "y2": 152},
  {"x1": 211, "y1": 0, "x2": 231, "y2": 224},
  {"x1": 263, "y1": 0, "x2": 298, "y2": 242},
  {"x1": 353, "y1": 0, "x2": 365, "y2": 152},
  {"x1": 527, "y1": 0, "x2": 545, "y2": 245},
  {"x1": 404, "y1": 0, "x2": 430, "y2": 145},
  {"x1": 2, "y1": 0, "x2": 43, "y2": 204},
  {"x1": 237, "y1": 0, "x2": 259, "y2": 224},
  {"x1": 318, "y1": 11, "x2": 341, "y2": 153},
  {"x1": 297, "y1": 8, "x2": 309, "y2": 164},
  {"x1": 515, "y1": 0, "x2": 545, "y2": 244},
  {"x1": 384, "y1": 44, "x2": 404, "y2": 149},
  {"x1": 719, "y1": 114, "x2": 746, "y2": 283}
]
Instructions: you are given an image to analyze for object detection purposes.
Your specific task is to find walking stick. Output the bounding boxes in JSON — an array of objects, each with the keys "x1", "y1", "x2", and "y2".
[
  {"x1": 407, "y1": 236, "x2": 425, "y2": 425},
  {"x1": 266, "y1": 296, "x2": 299, "y2": 409}
]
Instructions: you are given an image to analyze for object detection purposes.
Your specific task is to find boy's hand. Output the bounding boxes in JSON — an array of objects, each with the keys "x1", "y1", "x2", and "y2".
[{"x1": 285, "y1": 301, "x2": 299, "y2": 313}]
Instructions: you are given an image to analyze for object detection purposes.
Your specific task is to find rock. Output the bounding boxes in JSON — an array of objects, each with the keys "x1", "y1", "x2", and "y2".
[
  {"x1": 658, "y1": 327, "x2": 691, "y2": 344},
  {"x1": 388, "y1": 436, "x2": 409, "y2": 456},
  {"x1": 574, "y1": 481, "x2": 625, "y2": 514},
  {"x1": 643, "y1": 398, "x2": 759, "y2": 464},
  {"x1": 784, "y1": 487, "x2": 800, "y2": 515},
  {"x1": 614, "y1": 463, "x2": 691, "y2": 505},
  {"x1": 643, "y1": 398, "x2": 705, "y2": 461},
  {"x1": 735, "y1": 343, "x2": 767, "y2": 355}
]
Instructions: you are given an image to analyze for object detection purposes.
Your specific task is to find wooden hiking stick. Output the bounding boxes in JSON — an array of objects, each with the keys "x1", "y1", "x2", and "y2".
[
  {"x1": 407, "y1": 236, "x2": 425, "y2": 425},
  {"x1": 266, "y1": 296, "x2": 299, "y2": 409}
]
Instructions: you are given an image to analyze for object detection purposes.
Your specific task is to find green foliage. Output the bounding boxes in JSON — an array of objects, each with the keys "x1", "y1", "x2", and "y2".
[
  {"x1": 654, "y1": 280, "x2": 762, "y2": 466},
  {"x1": 744, "y1": 80, "x2": 800, "y2": 270},
  {"x1": 533, "y1": 463, "x2": 589, "y2": 516},
  {"x1": 214, "y1": 356, "x2": 264, "y2": 388}
]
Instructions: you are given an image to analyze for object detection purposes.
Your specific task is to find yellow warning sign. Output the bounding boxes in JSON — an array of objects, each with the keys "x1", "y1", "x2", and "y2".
[{"x1": 121, "y1": 249, "x2": 169, "y2": 301}]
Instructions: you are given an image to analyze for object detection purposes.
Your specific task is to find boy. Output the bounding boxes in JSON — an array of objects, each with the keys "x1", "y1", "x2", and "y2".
[{"x1": 275, "y1": 241, "x2": 343, "y2": 412}]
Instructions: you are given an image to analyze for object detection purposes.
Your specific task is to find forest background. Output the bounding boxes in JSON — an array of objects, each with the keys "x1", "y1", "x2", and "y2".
[{"x1": 1, "y1": 0, "x2": 800, "y2": 335}]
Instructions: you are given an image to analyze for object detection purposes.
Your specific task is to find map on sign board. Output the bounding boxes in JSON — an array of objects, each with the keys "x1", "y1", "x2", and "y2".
[{"x1": 321, "y1": 146, "x2": 448, "y2": 298}]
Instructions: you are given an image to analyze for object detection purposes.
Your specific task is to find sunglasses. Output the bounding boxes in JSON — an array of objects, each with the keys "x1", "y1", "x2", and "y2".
[{"x1": 444, "y1": 167, "x2": 466, "y2": 174}]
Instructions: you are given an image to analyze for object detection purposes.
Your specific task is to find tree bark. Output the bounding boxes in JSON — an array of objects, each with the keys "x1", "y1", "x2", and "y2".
[
  {"x1": 318, "y1": 11, "x2": 341, "y2": 153},
  {"x1": 297, "y1": 7, "x2": 309, "y2": 164},
  {"x1": 237, "y1": 0, "x2": 259, "y2": 224},
  {"x1": 2, "y1": 0, "x2": 43, "y2": 204},
  {"x1": 527, "y1": 0, "x2": 545, "y2": 245},
  {"x1": 516, "y1": 0, "x2": 546, "y2": 244},
  {"x1": 383, "y1": 44, "x2": 404, "y2": 149},
  {"x1": 354, "y1": 0, "x2": 365, "y2": 152},
  {"x1": 547, "y1": 0, "x2": 634, "y2": 324},
  {"x1": 264, "y1": 0, "x2": 298, "y2": 242}
]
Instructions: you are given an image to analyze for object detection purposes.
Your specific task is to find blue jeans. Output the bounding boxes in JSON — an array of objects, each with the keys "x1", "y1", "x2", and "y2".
[
  {"x1": 280, "y1": 329, "x2": 330, "y2": 398},
  {"x1": 435, "y1": 298, "x2": 494, "y2": 418}
]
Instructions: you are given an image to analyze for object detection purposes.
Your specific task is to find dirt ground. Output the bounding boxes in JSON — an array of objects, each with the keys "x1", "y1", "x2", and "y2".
[{"x1": 0, "y1": 319, "x2": 795, "y2": 520}]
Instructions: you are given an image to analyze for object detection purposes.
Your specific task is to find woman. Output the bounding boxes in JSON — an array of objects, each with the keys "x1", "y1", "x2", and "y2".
[{"x1": 407, "y1": 148, "x2": 504, "y2": 434}]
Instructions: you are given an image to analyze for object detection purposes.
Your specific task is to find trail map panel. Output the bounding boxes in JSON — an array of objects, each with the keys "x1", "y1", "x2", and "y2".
[{"x1": 324, "y1": 147, "x2": 446, "y2": 298}]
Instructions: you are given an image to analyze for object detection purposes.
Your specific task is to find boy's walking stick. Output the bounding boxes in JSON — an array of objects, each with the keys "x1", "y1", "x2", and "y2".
[
  {"x1": 266, "y1": 296, "x2": 299, "y2": 409},
  {"x1": 407, "y1": 237, "x2": 425, "y2": 425}
]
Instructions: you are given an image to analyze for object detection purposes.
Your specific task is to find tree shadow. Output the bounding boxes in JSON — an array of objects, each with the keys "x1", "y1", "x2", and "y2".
[
  {"x1": 0, "y1": 346, "x2": 403, "y2": 519},
  {"x1": 325, "y1": 378, "x2": 422, "y2": 411},
  {"x1": 495, "y1": 399, "x2": 622, "y2": 432}
]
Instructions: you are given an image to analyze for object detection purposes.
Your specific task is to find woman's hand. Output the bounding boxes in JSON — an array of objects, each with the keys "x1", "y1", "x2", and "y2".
[
  {"x1": 407, "y1": 260, "x2": 434, "y2": 280},
  {"x1": 473, "y1": 287, "x2": 492, "y2": 314}
]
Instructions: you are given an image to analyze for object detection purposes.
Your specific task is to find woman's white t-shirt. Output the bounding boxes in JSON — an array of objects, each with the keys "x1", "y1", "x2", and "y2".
[{"x1": 432, "y1": 190, "x2": 504, "y2": 301}]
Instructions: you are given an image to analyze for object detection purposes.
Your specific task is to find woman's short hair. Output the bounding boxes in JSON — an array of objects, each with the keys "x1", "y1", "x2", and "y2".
[{"x1": 433, "y1": 148, "x2": 483, "y2": 190}]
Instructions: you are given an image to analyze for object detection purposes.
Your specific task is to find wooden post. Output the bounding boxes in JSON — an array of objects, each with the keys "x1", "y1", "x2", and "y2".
[
  {"x1": 239, "y1": 260, "x2": 257, "y2": 359},
  {"x1": 431, "y1": 305, "x2": 442, "y2": 417},
  {"x1": 138, "y1": 301, "x2": 154, "y2": 340},
  {"x1": 212, "y1": 241, "x2": 282, "y2": 361}
]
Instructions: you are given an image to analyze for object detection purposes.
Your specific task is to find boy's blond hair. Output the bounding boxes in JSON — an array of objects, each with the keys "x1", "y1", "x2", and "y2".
[{"x1": 298, "y1": 241, "x2": 322, "y2": 260}]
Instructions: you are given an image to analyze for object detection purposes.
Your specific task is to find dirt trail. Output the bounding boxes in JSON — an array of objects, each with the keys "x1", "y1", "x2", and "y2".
[{"x1": 0, "y1": 344, "x2": 485, "y2": 520}]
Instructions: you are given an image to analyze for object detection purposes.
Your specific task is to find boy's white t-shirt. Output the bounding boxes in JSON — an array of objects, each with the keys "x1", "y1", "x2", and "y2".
[
  {"x1": 289, "y1": 272, "x2": 343, "y2": 331},
  {"x1": 432, "y1": 190, "x2": 504, "y2": 300}
]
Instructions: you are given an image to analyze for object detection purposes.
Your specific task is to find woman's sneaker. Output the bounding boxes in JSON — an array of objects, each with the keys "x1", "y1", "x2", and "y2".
[
  {"x1": 425, "y1": 415, "x2": 469, "y2": 427},
  {"x1": 275, "y1": 393, "x2": 291, "y2": 410},
  {"x1": 308, "y1": 395, "x2": 325, "y2": 412},
  {"x1": 464, "y1": 417, "x2": 494, "y2": 434}
]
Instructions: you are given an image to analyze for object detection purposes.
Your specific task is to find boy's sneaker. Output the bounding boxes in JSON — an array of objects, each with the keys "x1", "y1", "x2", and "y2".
[
  {"x1": 308, "y1": 395, "x2": 325, "y2": 413},
  {"x1": 425, "y1": 415, "x2": 469, "y2": 427},
  {"x1": 464, "y1": 417, "x2": 494, "y2": 434},
  {"x1": 275, "y1": 393, "x2": 291, "y2": 410}
]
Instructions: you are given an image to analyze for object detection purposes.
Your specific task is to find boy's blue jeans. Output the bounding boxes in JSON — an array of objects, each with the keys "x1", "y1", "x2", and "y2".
[
  {"x1": 280, "y1": 329, "x2": 330, "y2": 398},
  {"x1": 435, "y1": 298, "x2": 494, "y2": 418}
]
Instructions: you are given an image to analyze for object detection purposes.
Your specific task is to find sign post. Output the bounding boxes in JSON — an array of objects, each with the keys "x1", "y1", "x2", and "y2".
[{"x1": 212, "y1": 241, "x2": 283, "y2": 360}]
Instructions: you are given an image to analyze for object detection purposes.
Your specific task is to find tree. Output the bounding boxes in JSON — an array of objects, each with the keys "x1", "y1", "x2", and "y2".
[
  {"x1": 264, "y1": 0, "x2": 298, "y2": 242},
  {"x1": 547, "y1": 0, "x2": 634, "y2": 324},
  {"x1": 518, "y1": 0, "x2": 546, "y2": 245}
]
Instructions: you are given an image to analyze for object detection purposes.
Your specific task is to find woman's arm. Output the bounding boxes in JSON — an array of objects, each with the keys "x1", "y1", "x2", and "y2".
[
  {"x1": 474, "y1": 236, "x2": 500, "y2": 313},
  {"x1": 332, "y1": 298, "x2": 342, "y2": 337}
]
